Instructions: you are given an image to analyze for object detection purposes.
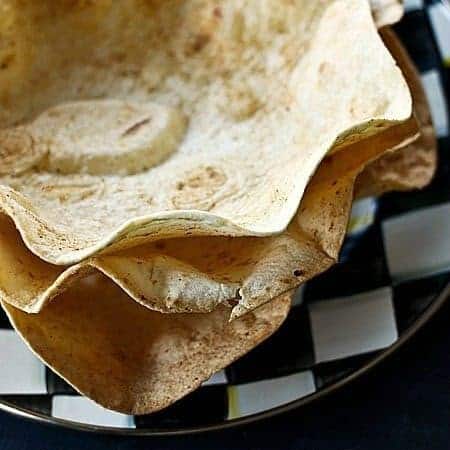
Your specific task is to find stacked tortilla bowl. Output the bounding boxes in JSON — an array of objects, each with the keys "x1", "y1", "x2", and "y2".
[{"x1": 0, "y1": 0, "x2": 436, "y2": 414}]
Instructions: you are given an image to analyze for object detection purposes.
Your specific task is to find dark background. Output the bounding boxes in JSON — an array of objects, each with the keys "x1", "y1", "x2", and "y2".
[{"x1": 0, "y1": 296, "x2": 448, "y2": 450}]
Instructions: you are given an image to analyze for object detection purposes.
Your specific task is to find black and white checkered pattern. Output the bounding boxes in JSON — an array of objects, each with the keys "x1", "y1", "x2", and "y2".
[{"x1": 0, "y1": 0, "x2": 449, "y2": 430}]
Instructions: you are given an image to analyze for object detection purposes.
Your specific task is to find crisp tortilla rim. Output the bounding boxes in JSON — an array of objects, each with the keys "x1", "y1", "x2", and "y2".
[{"x1": 355, "y1": 27, "x2": 437, "y2": 198}]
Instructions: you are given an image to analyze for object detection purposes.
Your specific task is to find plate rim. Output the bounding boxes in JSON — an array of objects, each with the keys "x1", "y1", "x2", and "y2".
[{"x1": 0, "y1": 277, "x2": 448, "y2": 436}]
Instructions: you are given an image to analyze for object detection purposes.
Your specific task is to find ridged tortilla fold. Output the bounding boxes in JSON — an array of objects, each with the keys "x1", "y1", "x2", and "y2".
[
  {"x1": 0, "y1": 29, "x2": 420, "y2": 318},
  {"x1": 0, "y1": 116, "x2": 419, "y2": 318}
]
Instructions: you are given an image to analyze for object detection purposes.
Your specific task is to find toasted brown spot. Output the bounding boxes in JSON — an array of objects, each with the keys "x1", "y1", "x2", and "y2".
[
  {"x1": 155, "y1": 242, "x2": 166, "y2": 250},
  {"x1": 121, "y1": 118, "x2": 152, "y2": 137},
  {"x1": 189, "y1": 33, "x2": 211, "y2": 54},
  {"x1": 0, "y1": 53, "x2": 15, "y2": 70}
]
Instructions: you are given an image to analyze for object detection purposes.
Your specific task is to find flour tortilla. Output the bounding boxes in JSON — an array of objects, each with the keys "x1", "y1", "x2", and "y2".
[
  {"x1": 355, "y1": 28, "x2": 437, "y2": 198},
  {"x1": 0, "y1": 0, "x2": 411, "y2": 265},
  {"x1": 0, "y1": 117, "x2": 418, "y2": 317},
  {"x1": 0, "y1": 24, "x2": 419, "y2": 318},
  {"x1": 1, "y1": 275, "x2": 291, "y2": 414}
]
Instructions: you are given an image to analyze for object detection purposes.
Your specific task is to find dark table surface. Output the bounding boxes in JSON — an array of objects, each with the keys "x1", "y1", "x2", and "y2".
[{"x1": 0, "y1": 296, "x2": 448, "y2": 450}]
